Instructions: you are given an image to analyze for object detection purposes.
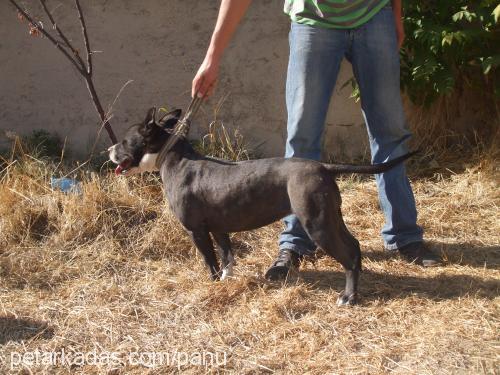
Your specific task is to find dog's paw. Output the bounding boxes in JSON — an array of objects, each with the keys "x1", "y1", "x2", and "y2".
[
  {"x1": 221, "y1": 266, "x2": 234, "y2": 281},
  {"x1": 336, "y1": 291, "x2": 358, "y2": 306}
]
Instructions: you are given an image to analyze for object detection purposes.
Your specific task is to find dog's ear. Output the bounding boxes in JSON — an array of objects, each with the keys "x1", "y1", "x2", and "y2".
[
  {"x1": 144, "y1": 107, "x2": 157, "y2": 126},
  {"x1": 140, "y1": 107, "x2": 160, "y2": 137},
  {"x1": 158, "y1": 109, "x2": 182, "y2": 129}
]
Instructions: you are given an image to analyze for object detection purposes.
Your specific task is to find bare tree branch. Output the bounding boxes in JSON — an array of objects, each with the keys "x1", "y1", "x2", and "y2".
[
  {"x1": 8, "y1": 0, "x2": 84, "y2": 75},
  {"x1": 9, "y1": 0, "x2": 118, "y2": 145},
  {"x1": 39, "y1": 0, "x2": 86, "y2": 72},
  {"x1": 74, "y1": 0, "x2": 92, "y2": 75}
]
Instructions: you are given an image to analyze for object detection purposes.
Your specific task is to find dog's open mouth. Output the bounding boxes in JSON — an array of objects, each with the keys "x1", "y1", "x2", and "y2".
[{"x1": 115, "y1": 159, "x2": 132, "y2": 175}]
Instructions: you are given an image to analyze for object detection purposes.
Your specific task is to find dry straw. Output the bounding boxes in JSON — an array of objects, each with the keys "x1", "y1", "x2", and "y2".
[{"x1": 0, "y1": 129, "x2": 498, "y2": 373}]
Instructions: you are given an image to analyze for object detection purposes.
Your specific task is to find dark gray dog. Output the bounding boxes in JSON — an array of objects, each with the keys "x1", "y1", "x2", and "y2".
[{"x1": 109, "y1": 108, "x2": 414, "y2": 305}]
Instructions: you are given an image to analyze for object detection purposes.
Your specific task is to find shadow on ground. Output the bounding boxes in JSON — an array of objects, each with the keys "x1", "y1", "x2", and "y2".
[
  {"x1": 299, "y1": 268, "x2": 498, "y2": 302},
  {"x1": 283, "y1": 242, "x2": 500, "y2": 303},
  {"x1": 0, "y1": 316, "x2": 54, "y2": 344},
  {"x1": 362, "y1": 242, "x2": 500, "y2": 269}
]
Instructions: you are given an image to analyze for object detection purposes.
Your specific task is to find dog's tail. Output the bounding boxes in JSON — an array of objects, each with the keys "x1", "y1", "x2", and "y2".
[{"x1": 323, "y1": 151, "x2": 417, "y2": 174}]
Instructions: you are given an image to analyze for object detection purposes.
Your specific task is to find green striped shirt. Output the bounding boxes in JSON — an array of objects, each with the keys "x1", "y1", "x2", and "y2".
[{"x1": 284, "y1": 0, "x2": 390, "y2": 29}]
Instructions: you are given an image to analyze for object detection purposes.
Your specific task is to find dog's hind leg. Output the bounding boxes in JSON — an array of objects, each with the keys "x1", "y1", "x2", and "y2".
[
  {"x1": 336, "y1": 224, "x2": 361, "y2": 306},
  {"x1": 304, "y1": 216, "x2": 361, "y2": 305},
  {"x1": 212, "y1": 232, "x2": 234, "y2": 280},
  {"x1": 188, "y1": 229, "x2": 220, "y2": 281},
  {"x1": 293, "y1": 194, "x2": 361, "y2": 306}
]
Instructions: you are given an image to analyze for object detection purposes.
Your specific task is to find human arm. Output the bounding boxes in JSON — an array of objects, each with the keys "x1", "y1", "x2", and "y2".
[
  {"x1": 192, "y1": 0, "x2": 253, "y2": 98},
  {"x1": 391, "y1": 0, "x2": 404, "y2": 49}
]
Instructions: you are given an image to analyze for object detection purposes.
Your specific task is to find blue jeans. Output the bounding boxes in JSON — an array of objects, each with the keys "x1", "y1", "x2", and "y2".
[{"x1": 279, "y1": 7, "x2": 423, "y2": 255}]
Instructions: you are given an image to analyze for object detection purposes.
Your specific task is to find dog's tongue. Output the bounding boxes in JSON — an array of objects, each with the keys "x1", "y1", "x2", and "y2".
[
  {"x1": 115, "y1": 159, "x2": 131, "y2": 175},
  {"x1": 115, "y1": 165, "x2": 124, "y2": 175}
]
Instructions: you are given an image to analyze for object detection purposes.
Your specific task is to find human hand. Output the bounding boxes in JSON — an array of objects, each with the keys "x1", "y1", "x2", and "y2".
[{"x1": 192, "y1": 56, "x2": 220, "y2": 98}]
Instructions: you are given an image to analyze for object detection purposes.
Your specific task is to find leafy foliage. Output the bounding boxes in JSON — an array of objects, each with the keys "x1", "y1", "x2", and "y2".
[
  {"x1": 401, "y1": 1, "x2": 500, "y2": 105},
  {"x1": 340, "y1": 77, "x2": 361, "y2": 103}
]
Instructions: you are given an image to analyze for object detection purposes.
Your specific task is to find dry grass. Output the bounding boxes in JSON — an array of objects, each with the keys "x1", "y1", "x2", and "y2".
[
  {"x1": 195, "y1": 96, "x2": 253, "y2": 161},
  {"x1": 404, "y1": 91, "x2": 499, "y2": 156},
  {"x1": 0, "y1": 143, "x2": 498, "y2": 374}
]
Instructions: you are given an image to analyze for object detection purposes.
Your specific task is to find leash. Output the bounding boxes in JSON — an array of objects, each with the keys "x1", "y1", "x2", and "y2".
[{"x1": 155, "y1": 95, "x2": 203, "y2": 169}]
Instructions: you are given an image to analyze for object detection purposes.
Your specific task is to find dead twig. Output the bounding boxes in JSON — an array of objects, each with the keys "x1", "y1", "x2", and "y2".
[
  {"x1": 38, "y1": 0, "x2": 86, "y2": 71},
  {"x1": 74, "y1": 0, "x2": 92, "y2": 75},
  {"x1": 8, "y1": 0, "x2": 118, "y2": 145},
  {"x1": 9, "y1": 0, "x2": 84, "y2": 74}
]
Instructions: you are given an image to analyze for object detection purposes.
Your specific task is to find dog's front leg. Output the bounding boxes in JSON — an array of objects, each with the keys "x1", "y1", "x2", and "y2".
[
  {"x1": 188, "y1": 229, "x2": 220, "y2": 280},
  {"x1": 212, "y1": 232, "x2": 234, "y2": 280}
]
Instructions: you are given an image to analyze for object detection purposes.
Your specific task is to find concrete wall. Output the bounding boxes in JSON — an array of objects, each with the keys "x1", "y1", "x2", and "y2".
[{"x1": 0, "y1": 0, "x2": 368, "y2": 159}]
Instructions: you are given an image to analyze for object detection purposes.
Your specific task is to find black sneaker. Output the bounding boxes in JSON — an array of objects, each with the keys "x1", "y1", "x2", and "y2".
[
  {"x1": 264, "y1": 249, "x2": 301, "y2": 281},
  {"x1": 398, "y1": 242, "x2": 442, "y2": 267}
]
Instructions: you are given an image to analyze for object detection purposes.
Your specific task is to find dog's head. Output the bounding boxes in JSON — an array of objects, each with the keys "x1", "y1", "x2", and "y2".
[{"x1": 108, "y1": 107, "x2": 181, "y2": 176}]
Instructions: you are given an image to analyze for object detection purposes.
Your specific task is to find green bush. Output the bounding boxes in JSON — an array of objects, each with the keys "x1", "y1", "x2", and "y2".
[{"x1": 401, "y1": 1, "x2": 500, "y2": 105}]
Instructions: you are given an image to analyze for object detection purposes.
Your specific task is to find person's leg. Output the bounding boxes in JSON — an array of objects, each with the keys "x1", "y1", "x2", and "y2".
[
  {"x1": 348, "y1": 6, "x2": 423, "y2": 250},
  {"x1": 279, "y1": 22, "x2": 348, "y2": 257}
]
